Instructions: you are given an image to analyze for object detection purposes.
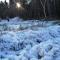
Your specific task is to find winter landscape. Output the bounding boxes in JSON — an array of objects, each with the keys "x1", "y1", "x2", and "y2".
[
  {"x1": 0, "y1": 17, "x2": 60, "y2": 60},
  {"x1": 0, "y1": 0, "x2": 60, "y2": 60}
]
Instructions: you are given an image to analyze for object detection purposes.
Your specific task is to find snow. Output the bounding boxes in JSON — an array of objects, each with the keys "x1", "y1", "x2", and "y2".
[{"x1": 0, "y1": 17, "x2": 60, "y2": 60}]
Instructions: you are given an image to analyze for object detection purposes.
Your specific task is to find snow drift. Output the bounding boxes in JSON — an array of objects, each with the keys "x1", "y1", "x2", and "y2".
[{"x1": 0, "y1": 17, "x2": 60, "y2": 60}]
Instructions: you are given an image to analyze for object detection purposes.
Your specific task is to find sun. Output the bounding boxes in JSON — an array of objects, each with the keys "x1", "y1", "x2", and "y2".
[{"x1": 16, "y1": 2, "x2": 21, "y2": 8}]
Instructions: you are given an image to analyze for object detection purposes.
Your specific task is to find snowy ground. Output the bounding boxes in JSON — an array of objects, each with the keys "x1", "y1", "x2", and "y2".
[{"x1": 0, "y1": 17, "x2": 60, "y2": 60}]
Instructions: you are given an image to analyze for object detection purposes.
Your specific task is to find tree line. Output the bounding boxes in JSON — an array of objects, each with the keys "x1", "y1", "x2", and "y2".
[{"x1": 0, "y1": 0, "x2": 60, "y2": 19}]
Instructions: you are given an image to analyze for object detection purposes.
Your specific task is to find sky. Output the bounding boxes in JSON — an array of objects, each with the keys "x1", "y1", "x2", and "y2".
[
  {"x1": 0, "y1": 0, "x2": 31, "y2": 4},
  {"x1": 0, "y1": 0, "x2": 9, "y2": 3}
]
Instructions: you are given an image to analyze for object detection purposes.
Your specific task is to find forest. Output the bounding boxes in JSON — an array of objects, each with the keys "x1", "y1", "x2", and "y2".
[{"x1": 0, "y1": 0, "x2": 60, "y2": 19}]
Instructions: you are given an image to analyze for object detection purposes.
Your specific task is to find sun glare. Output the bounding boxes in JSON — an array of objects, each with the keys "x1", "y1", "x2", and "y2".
[{"x1": 16, "y1": 3, "x2": 21, "y2": 8}]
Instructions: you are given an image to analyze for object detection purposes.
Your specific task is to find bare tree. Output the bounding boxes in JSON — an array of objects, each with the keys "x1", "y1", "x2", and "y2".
[{"x1": 40, "y1": 0, "x2": 47, "y2": 18}]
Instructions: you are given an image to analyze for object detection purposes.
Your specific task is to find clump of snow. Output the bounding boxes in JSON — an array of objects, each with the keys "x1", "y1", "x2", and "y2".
[
  {"x1": 0, "y1": 18, "x2": 60, "y2": 60},
  {"x1": 9, "y1": 17, "x2": 22, "y2": 22}
]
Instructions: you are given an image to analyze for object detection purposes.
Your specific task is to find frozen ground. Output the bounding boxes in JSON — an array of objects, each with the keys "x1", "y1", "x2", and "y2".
[{"x1": 0, "y1": 17, "x2": 60, "y2": 60}]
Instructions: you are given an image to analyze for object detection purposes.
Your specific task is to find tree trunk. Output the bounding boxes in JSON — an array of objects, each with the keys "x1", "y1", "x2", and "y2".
[
  {"x1": 43, "y1": 6, "x2": 46, "y2": 18},
  {"x1": 40, "y1": 0, "x2": 47, "y2": 18},
  {"x1": 46, "y1": 0, "x2": 52, "y2": 17}
]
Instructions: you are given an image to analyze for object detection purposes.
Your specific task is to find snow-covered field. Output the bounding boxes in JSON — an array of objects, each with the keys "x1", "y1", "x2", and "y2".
[{"x1": 0, "y1": 17, "x2": 60, "y2": 60}]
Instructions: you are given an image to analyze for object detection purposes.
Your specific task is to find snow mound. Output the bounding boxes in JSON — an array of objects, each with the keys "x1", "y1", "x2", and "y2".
[{"x1": 0, "y1": 20, "x2": 60, "y2": 60}]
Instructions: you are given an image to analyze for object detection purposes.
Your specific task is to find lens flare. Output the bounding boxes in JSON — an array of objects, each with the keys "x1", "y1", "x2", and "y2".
[{"x1": 16, "y1": 3, "x2": 21, "y2": 8}]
